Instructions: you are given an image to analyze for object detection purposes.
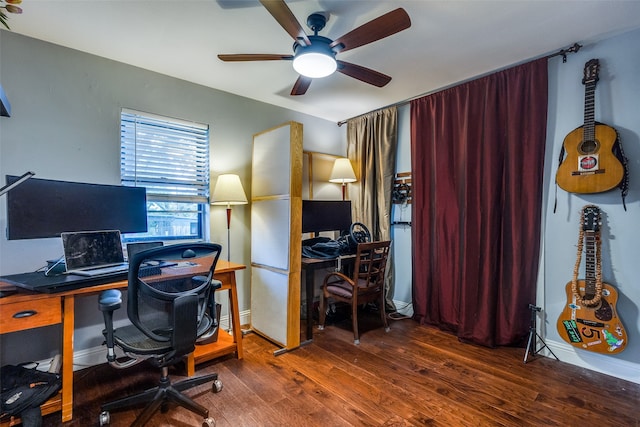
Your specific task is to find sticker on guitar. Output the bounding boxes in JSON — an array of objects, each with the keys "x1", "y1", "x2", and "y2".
[{"x1": 556, "y1": 205, "x2": 626, "y2": 354}]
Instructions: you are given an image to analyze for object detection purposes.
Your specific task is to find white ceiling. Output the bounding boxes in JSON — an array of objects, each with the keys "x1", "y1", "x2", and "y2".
[{"x1": 7, "y1": 1, "x2": 640, "y2": 123}]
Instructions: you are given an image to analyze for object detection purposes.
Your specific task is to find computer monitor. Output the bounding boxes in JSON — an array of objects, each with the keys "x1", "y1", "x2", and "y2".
[
  {"x1": 302, "y1": 200, "x2": 352, "y2": 233},
  {"x1": 5, "y1": 175, "x2": 148, "y2": 240},
  {"x1": 126, "y1": 241, "x2": 163, "y2": 261}
]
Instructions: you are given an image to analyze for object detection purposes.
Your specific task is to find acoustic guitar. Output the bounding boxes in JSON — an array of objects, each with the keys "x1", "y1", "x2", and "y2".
[
  {"x1": 557, "y1": 205, "x2": 626, "y2": 354},
  {"x1": 555, "y1": 59, "x2": 624, "y2": 194}
]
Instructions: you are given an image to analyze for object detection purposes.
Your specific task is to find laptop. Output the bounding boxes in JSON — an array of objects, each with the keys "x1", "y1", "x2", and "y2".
[{"x1": 61, "y1": 230, "x2": 128, "y2": 277}]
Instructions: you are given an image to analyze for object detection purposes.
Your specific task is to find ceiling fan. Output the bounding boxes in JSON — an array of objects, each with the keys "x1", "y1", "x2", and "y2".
[{"x1": 218, "y1": 0, "x2": 411, "y2": 96}]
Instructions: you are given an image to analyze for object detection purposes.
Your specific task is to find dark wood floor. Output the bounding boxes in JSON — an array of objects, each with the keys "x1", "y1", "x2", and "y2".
[{"x1": 45, "y1": 314, "x2": 640, "y2": 426}]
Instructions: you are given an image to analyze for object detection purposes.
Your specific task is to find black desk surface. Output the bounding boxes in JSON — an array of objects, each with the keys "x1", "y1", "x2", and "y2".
[{"x1": 0, "y1": 270, "x2": 127, "y2": 294}]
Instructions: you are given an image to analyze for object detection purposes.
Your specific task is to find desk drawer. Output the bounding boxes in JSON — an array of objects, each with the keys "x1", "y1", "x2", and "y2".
[{"x1": 0, "y1": 297, "x2": 62, "y2": 334}]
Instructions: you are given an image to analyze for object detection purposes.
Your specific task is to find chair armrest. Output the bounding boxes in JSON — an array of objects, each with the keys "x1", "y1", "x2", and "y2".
[
  {"x1": 323, "y1": 272, "x2": 355, "y2": 287},
  {"x1": 98, "y1": 289, "x2": 122, "y2": 363},
  {"x1": 99, "y1": 289, "x2": 122, "y2": 312},
  {"x1": 206, "y1": 280, "x2": 223, "y2": 325},
  {"x1": 192, "y1": 276, "x2": 222, "y2": 291}
]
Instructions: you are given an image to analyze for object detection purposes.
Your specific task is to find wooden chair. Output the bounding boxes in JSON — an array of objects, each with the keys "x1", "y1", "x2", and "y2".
[{"x1": 318, "y1": 240, "x2": 391, "y2": 344}]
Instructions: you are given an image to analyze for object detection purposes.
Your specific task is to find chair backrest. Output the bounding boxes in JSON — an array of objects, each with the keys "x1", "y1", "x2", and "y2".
[
  {"x1": 126, "y1": 243, "x2": 222, "y2": 359},
  {"x1": 352, "y1": 240, "x2": 391, "y2": 290}
]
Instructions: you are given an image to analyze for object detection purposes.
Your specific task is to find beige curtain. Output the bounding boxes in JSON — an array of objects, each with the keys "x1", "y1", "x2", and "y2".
[{"x1": 346, "y1": 106, "x2": 398, "y2": 311}]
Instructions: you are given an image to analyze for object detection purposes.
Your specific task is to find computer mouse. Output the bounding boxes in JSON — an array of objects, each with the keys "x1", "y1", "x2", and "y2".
[{"x1": 182, "y1": 249, "x2": 196, "y2": 258}]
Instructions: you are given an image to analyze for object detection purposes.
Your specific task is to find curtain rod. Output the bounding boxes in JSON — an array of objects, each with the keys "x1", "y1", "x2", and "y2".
[{"x1": 336, "y1": 42, "x2": 582, "y2": 127}]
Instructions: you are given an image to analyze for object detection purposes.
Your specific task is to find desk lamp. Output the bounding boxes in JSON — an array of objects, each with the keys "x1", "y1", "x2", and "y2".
[
  {"x1": 0, "y1": 171, "x2": 34, "y2": 197},
  {"x1": 211, "y1": 174, "x2": 248, "y2": 262},
  {"x1": 0, "y1": 171, "x2": 34, "y2": 296},
  {"x1": 329, "y1": 158, "x2": 356, "y2": 200}
]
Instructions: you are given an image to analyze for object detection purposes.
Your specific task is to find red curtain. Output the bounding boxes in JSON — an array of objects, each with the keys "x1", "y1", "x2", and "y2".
[{"x1": 410, "y1": 58, "x2": 548, "y2": 347}]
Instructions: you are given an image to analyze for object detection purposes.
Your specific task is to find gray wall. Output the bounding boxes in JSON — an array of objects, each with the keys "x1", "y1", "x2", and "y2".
[
  {"x1": 0, "y1": 30, "x2": 346, "y2": 365},
  {"x1": 541, "y1": 28, "x2": 640, "y2": 383}
]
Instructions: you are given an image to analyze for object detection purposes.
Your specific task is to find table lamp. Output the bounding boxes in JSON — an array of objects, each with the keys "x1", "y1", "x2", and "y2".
[
  {"x1": 211, "y1": 174, "x2": 248, "y2": 261},
  {"x1": 329, "y1": 158, "x2": 356, "y2": 200}
]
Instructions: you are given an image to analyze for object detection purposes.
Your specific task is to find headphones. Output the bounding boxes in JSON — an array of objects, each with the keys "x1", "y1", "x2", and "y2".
[{"x1": 392, "y1": 182, "x2": 411, "y2": 204}]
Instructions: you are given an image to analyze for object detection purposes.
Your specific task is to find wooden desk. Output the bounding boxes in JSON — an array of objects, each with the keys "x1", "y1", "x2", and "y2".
[
  {"x1": 301, "y1": 255, "x2": 355, "y2": 342},
  {"x1": 0, "y1": 260, "x2": 245, "y2": 424}
]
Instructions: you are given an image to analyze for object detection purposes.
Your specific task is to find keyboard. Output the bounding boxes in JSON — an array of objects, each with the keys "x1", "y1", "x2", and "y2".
[
  {"x1": 139, "y1": 265, "x2": 161, "y2": 277},
  {"x1": 67, "y1": 263, "x2": 129, "y2": 277}
]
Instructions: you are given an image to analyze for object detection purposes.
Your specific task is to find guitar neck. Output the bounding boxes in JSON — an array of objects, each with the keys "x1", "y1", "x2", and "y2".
[
  {"x1": 583, "y1": 80, "x2": 596, "y2": 142},
  {"x1": 584, "y1": 230, "x2": 597, "y2": 298}
]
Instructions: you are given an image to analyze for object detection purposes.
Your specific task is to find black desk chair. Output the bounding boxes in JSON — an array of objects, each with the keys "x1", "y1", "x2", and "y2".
[
  {"x1": 318, "y1": 240, "x2": 392, "y2": 344},
  {"x1": 98, "y1": 243, "x2": 223, "y2": 427}
]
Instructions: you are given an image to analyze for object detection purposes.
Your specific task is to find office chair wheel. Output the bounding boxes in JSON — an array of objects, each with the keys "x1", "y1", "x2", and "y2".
[
  {"x1": 202, "y1": 417, "x2": 216, "y2": 427},
  {"x1": 99, "y1": 410, "x2": 110, "y2": 426},
  {"x1": 212, "y1": 378, "x2": 223, "y2": 393}
]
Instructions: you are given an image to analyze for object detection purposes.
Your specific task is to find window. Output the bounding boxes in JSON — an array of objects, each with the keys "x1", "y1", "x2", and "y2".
[{"x1": 120, "y1": 109, "x2": 210, "y2": 242}]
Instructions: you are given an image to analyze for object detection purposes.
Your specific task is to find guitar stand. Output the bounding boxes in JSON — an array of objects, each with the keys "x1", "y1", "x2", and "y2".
[{"x1": 524, "y1": 304, "x2": 559, "y2": 364}]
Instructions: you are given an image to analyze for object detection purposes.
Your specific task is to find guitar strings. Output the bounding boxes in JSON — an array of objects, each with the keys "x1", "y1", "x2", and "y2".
[{"x1": 571, "y1": 205, "x2": 603, "y2": 307}]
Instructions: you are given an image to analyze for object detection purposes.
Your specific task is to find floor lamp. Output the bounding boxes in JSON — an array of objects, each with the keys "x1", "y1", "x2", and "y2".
[
  {"x1": 211, "y1": 174, "x2": 247, "y2": 333},
  {"x1": 211, "y1": 174, "x2": 248, "y2": 262},
  {"x1": 329, "y1": 158, "x2": 356, "y2": 200}
]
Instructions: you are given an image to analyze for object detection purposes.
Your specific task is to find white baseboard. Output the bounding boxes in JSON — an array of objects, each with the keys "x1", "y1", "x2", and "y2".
[{"x1": 36, "y1": 310, "x2": 252, "y2": 372}]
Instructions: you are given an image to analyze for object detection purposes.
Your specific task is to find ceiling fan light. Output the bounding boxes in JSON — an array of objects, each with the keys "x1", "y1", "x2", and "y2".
[
  {"x1": 292, "y1": 40, "x2": 337, "y2": 78},
  {"x1": 293, "y1": 53, "x2": 337, "y2": 78}
]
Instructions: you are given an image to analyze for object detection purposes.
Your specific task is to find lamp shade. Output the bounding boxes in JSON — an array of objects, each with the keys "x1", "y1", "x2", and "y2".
[
  {"x1": 329, "y1": 158, "x2": 357, "y2": 184},
  {"x1": 211, "y1": 174, "x2": 248, "y2": 205}
]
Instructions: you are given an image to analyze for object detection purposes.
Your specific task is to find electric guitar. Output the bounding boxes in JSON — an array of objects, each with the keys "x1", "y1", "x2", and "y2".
[
  {"x1": 555, "y1": 59, "x2": 624, "y2": 194},
  {"x1": 557, "y1": 205, "x2": 626, "y2": 354}
]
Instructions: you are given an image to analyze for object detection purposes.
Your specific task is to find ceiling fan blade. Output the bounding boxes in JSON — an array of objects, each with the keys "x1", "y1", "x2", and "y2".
[
  {"x1": 259, "y1": 0, "x2": 310, "y2": 46},
  {"x1": 291, "y1": 75, "x2": 312, "y2": 95},
  {"x1": 337, "y1": 61, "x2": 392, "y2": 87},
  {"x1": 330, "y1": 8, "x2": 411, "y2": 53},
  {"x1": 218, "y1": 54, "x2": 293, "y2": 61}
]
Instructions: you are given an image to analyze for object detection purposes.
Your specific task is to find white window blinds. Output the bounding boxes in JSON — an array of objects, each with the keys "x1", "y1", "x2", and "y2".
[{"x1": 120, "y1": 109, "x2": 210, "y2": 203}]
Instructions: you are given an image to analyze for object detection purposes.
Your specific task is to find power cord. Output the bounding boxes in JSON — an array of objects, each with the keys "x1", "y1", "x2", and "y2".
[{"x1": 388, "y1": 312, "x2": 411, "y2": 320}]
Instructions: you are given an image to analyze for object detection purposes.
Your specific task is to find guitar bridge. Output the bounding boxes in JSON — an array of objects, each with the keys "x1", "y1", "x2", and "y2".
[{"x1": 571, "y1": 169, "x2": 605, "y2": 176}]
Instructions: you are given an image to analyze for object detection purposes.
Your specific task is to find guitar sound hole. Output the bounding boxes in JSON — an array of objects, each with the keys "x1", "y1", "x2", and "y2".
[
  {"x1": 595, "y1": 298, "x2": 613, "y2": 321},
  {"x1": 579, "y1": 139, "x2": 599, "y2": 154}
]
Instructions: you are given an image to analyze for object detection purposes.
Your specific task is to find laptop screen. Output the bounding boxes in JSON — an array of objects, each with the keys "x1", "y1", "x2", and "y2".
[{"x1": 61, "y1": 230, "x2": 125, "y2": 271}]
